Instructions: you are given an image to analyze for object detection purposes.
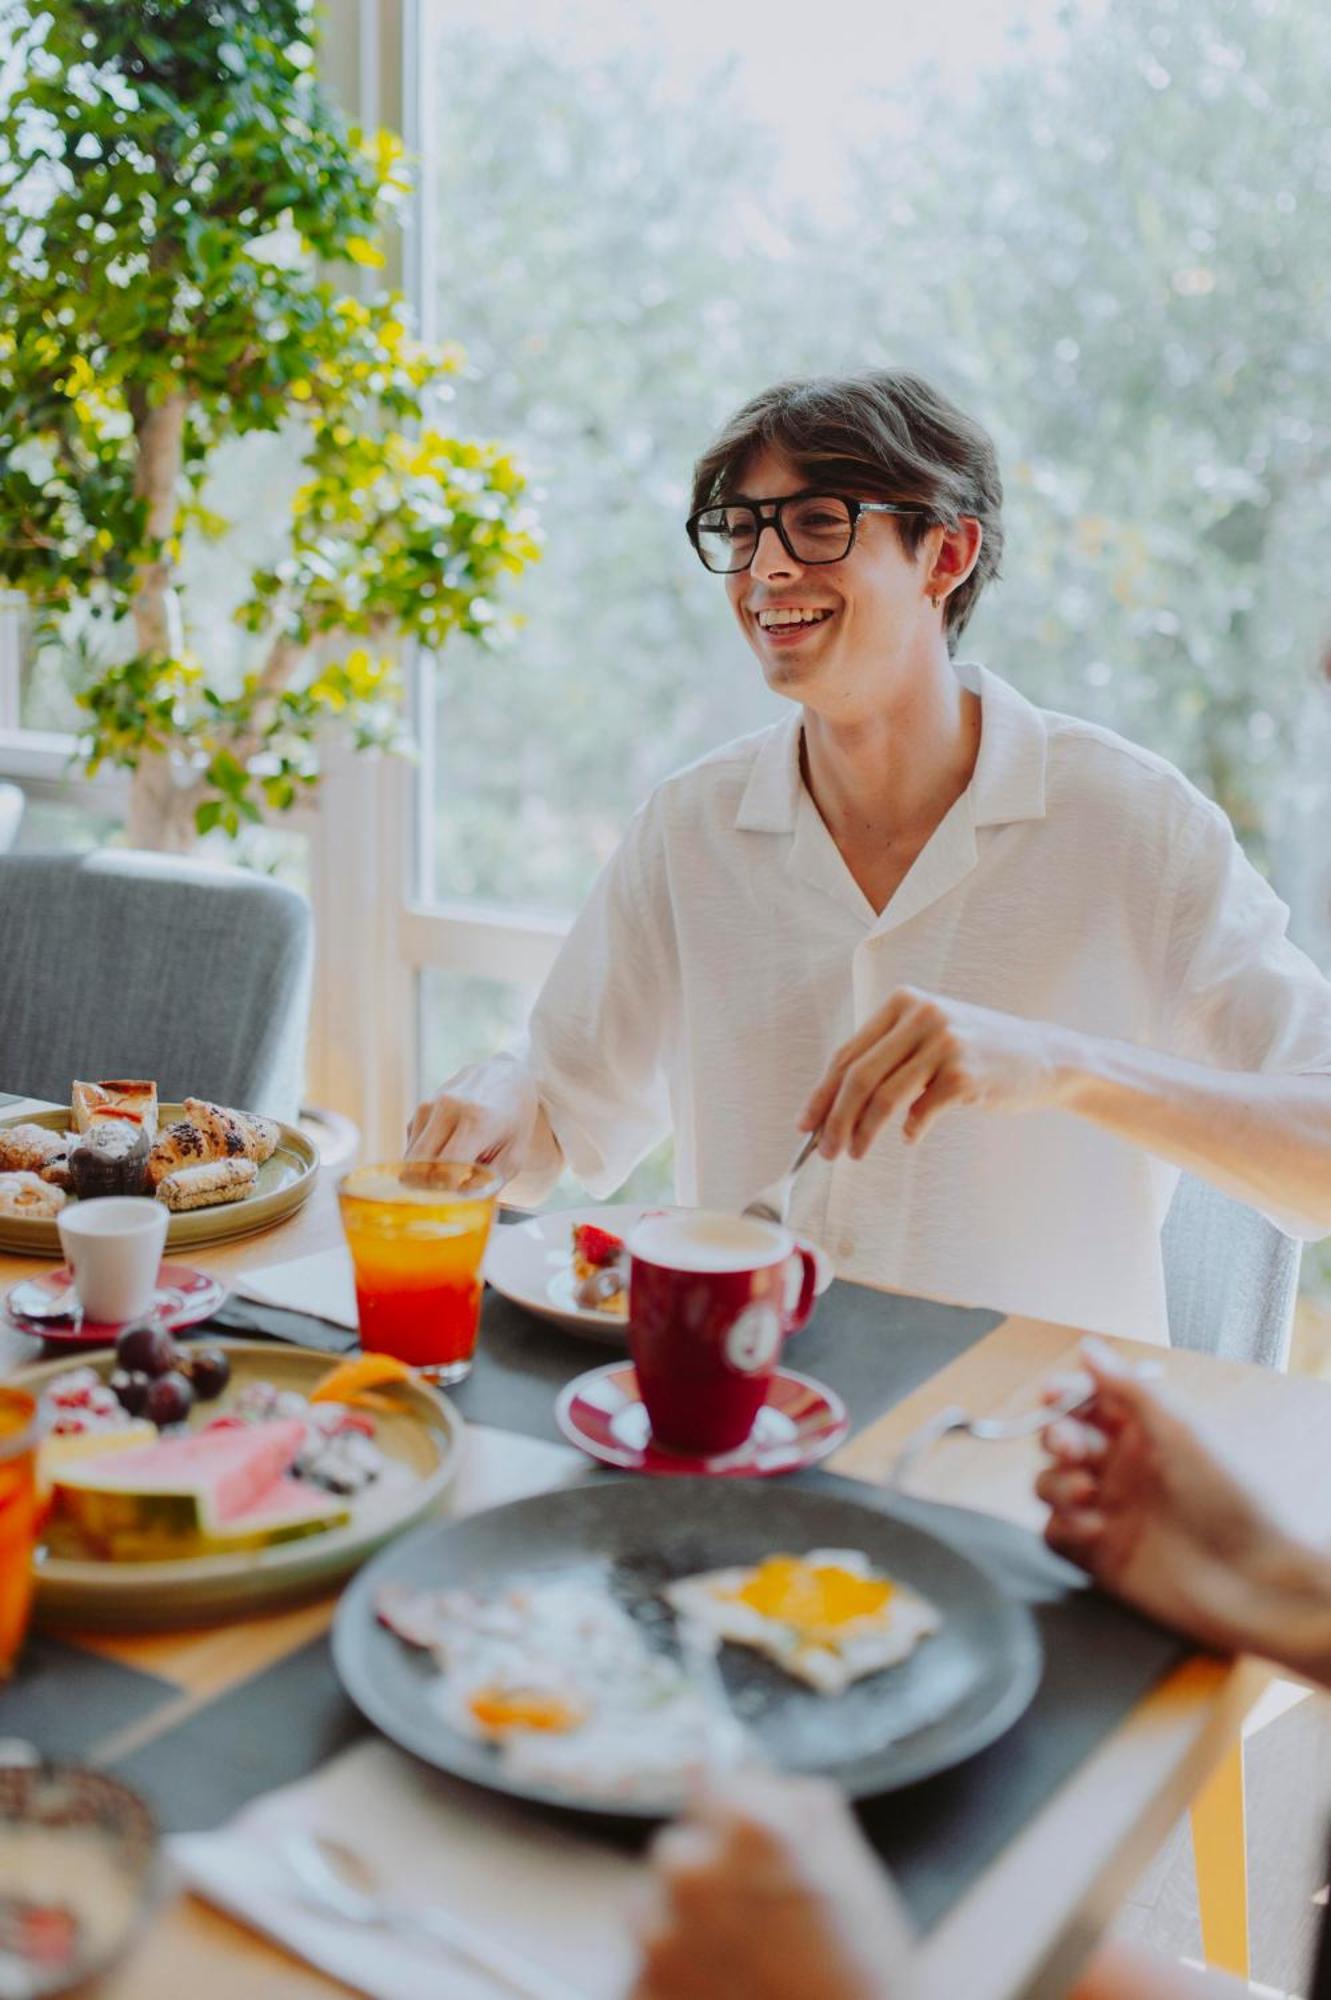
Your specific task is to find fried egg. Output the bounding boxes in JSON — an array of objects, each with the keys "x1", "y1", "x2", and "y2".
[
  {"x1": 666, "y1": 1548, "x2": 940, "y2": 1696},
  {"x1": 377, "y1": 1574, "x2": 715, "y2": 1802}
]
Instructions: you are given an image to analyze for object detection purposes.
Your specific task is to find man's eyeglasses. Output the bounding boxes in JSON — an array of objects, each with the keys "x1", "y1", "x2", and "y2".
[{"x1": 685, "y1": 490, "x2": 932, "y2": 575}]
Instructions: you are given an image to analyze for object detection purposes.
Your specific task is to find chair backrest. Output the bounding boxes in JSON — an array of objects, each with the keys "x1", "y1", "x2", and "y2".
[
  {"x1": 0, "y1": 850, "x2": 313, "y2": 1122},
  {"x1": 1161, "y1": 1171, "x2": 1301, "y2": 1369},
  {"x1": 0, "y1": 784, "x2": 23, "y2": 854}
]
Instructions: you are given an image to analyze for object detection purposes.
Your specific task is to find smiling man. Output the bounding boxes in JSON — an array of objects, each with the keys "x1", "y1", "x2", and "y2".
[{"x1": 408, "y1": 370, "x2": 1331, "y2": 1343}]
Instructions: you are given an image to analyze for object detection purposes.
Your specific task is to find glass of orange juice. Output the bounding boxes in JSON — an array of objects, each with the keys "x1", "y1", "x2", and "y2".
[
  {"x1": 0, "y1": 1387, "x2": 43, "y2": 1678},
  {"x1": 338, "y1": 1161, "x2": 503, "y2": 1384}
]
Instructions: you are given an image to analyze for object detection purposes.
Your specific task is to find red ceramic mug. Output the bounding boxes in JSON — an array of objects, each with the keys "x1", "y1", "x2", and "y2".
[{"x1": 627, "y1": 1211, "x2": 819, "y2": 1456}]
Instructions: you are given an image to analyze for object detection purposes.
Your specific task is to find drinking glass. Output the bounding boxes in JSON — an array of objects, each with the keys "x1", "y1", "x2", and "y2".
[
  {"x1": 0, "y1": 1387, "x2": 43, "y2": 1678},
  {"x1": 338, "y1": 1162, "x2": 502, "y2": 1384}
]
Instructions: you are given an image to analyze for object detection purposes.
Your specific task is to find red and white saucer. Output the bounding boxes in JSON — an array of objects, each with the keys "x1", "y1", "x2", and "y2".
[
  {"x1": 1, "y1": 1263, "x2": 227, "y2": 1348},
  {"x1": 555, "y1": 1360, "x2": 849, "y2": 1477}
]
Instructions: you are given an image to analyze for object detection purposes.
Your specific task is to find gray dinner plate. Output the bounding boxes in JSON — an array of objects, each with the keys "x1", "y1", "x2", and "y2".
[{"x1": 332, "y1": 1476, "x2": 1043, "y2": 1819}]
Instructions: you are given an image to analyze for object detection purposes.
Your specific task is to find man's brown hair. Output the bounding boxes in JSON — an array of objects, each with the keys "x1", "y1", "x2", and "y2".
[{"x1": 690, "y1": 369, "x2": 1004, "y2": 650}]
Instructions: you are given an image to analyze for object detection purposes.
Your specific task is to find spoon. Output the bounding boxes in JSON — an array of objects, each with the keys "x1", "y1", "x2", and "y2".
[{"x1": 282, "y1": 1830, "x2": 583, "y2": 2000}]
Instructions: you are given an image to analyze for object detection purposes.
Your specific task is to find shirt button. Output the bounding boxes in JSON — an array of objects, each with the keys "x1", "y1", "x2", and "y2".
[{"x1": 836, "y1": 1233, "x2": 855, "y2": 1261}]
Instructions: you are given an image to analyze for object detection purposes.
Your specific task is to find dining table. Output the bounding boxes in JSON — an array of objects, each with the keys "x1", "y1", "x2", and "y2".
[{"x1": 3, "y1": 1089, "x2": 1330, "y2": 2000}]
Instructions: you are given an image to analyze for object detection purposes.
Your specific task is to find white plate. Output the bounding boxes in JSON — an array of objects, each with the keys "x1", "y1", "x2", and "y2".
[{"x1": 483, "y1": 1203, "x2": 834, "y2": 1345}]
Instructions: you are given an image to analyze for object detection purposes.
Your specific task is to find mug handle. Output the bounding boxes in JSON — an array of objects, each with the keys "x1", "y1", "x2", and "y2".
[{"x1": 781, "y1": 1246, "x2": 819, "y2": 1339}]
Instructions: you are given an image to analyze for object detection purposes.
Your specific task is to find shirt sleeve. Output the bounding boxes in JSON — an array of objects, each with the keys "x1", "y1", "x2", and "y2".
[
  {"x1": 1163, "y1": 799, "x2": 1331, "y2": 1080},
  {"x1": 1161, "y1": 798, "x2": 1331, "y2": 1241},
  {"x1": 524, "y1": 796, "x2": 677, "y2": 1198}
]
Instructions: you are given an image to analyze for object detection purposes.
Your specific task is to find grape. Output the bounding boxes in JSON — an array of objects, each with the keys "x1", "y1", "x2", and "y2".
[
  {"x1": 144, "y1": 1371, "x2": 195, "y2": 1427},
  {"x1": 185, "y1": 1347, "x2": 231, "y2": 1401},
  {"x1": 110, "y1": 1370, "x2": 150, "y2": 1416},
  {"x1": 116, "y1": 1322, "x2": 180, "y2": 1377}
]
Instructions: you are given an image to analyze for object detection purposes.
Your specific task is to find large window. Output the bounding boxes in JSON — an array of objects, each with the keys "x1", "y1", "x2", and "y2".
[{"x1": 408, "y1": 0, "x2": 1331, "y2": 1301}]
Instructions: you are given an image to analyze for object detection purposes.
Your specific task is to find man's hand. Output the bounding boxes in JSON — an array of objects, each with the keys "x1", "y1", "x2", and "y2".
[
  {"x1": 800, "y1": 986, "x2": 1075, "y2": 1159},
  {"x1": 405, "y1": 1056, "x2": 540, "y2": 1180},
  {"x1": 632, "y1": 1773, "x2": 915, "y2": 2000},
  {"x1": 1037, "y1": 1339, "x2": 1331, "y2": 1680}
]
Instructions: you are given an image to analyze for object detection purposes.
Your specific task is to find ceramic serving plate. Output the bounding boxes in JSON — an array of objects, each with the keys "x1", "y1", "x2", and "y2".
[
  {"x1": 333, "y1": 1477, "x2": 1043, "y2": 1820},
  {"x1": 484, "y1": 1203, "x2": 834, "y2": 1344},
  {"x1": 15, "y1": 1340, "x2": 464, "y2": 1630},
  {"x1": 0, "y1": 1104, "x2": 320, "y2": 1257}
]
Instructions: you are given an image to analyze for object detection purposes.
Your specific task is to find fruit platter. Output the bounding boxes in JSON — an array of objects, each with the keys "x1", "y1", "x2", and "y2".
[{"x1": 14, "y1": 1341, "x2": 464, "y2": 1630}]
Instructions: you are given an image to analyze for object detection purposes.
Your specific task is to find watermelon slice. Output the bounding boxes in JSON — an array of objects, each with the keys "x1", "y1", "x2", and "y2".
[
  {"x1": 88, "y1": 1476, "x2": 353, "y2": 1562},
  {"x1": 50, "y1": 1418, "x2": 306, "y2": 1549}
]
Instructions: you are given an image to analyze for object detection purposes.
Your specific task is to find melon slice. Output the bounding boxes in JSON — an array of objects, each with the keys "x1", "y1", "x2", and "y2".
[
  {"x1": 50, "y1": 1417, "x2": 305, "y2": 1547},
  {"x1": 92, "y1": 1475, "x2": 353, "y2": 1562}
]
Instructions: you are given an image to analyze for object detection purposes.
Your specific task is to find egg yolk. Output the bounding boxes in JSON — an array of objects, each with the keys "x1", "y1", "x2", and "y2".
[
  {"x1": 466, "y1": 1686, "x2": 586, "y2": 1735},
  {"x1": 727, "y1": 1556, "x2": 894, "y2": 1638}
]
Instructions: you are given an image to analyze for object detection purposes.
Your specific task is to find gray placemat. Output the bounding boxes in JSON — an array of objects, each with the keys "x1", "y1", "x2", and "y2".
[
  {"x1": 205, "y1": 1278, "x2": 1003, "y2": 1449},
  {"x1": 2, "y1": 1635, "x2": 179, "y2": 1763},
  {"x1": 104, "y1": 1474, "x2": 1186, "y2": 1937}
]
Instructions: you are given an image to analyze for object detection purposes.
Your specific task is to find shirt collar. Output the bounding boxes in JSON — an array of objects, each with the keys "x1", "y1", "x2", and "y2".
[{"x1": 733, "y1": 661, "x2": 1047, "y2": 835}]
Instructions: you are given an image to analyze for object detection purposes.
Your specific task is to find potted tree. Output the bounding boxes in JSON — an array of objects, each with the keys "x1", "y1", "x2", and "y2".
[{"x1": 0, "y1": 0, "x2": 539, "y2": 850}]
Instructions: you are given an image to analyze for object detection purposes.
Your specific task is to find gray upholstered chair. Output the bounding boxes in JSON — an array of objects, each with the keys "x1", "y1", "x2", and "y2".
[
  {"x1": 0, "y1": 850, "x2": 313, "y2": 1121},
  {"x1": 1161, "y1": 1171, "x2": 1301, "y2": 1369},
  {"x1": 0, "y1": 783, "x2": 23, "y2": 854}
]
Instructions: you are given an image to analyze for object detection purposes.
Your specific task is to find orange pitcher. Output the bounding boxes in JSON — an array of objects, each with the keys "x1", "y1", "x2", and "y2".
[
  {"x1": 338, "y1": 1161, "x2": 502, "y2": 1384},
  {"x1": 0, "y1": 1387, "x2": 42, "y2": 1677}
]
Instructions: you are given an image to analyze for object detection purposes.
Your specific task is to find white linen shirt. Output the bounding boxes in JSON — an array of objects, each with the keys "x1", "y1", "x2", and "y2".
[{"x1": 526, "y1": 663, "x2": 1331, "y2": 1343}]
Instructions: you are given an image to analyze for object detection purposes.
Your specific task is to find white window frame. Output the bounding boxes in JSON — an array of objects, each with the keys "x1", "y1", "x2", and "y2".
[{"x1": 307, "y1": 0, "x2": 567, "y2": 1151}]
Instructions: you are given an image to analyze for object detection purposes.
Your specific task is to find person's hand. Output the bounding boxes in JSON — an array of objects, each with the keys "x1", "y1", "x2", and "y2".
[
  {"x1": 1037, "y1": 1338, "x2": 1331, "y2": 1670},
  {"x1": 404, "y1": 1057, "x2": 539, "y2": 1179},
  {"x1": 800, "y1": 986, "x2": 1074, "y2": 1159},
  {"x1": 631, "y1": 1773, "x2": 916, "y2": 2000}
]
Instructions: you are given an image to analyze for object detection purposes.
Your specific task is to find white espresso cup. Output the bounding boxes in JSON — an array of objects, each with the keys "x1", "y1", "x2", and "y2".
[{"x1": 57, "y1": 1197, "x2": 168, "y2": 1323}]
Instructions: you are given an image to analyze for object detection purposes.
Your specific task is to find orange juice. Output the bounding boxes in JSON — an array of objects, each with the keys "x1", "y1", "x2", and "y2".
[
  {"x1": 0, "y1": 1388, "x2": 42, "y2": 1678},
  {"x1": 338, "y1": 1162, "x2": 502, "y2": 1383}
]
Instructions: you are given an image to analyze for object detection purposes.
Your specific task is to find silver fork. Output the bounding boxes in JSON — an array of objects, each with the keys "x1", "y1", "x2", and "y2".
[
  {"x1": 889, "y1": 1381, "x2": 1092, "y2": 1490},
  {"x1": 742, "y1": 1129, "x2": 822, "y2": 1228}
]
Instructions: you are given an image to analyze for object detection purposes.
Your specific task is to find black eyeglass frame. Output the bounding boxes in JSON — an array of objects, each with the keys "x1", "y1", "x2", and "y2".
[{"x1": 685, "y1": 489, "x2": 937, "y2": 574}]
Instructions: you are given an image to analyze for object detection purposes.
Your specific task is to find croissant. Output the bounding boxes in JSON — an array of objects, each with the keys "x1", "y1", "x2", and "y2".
[
  {"x1": 145, "y1": 1119, "x2": 218, "y2": 1190},
  {"x1": 183, "y1": 1098, "x2": 279, "y2": 1165},
  {"x1": 0, "y1": 1122, "x2": 73, "y2": 1186}
]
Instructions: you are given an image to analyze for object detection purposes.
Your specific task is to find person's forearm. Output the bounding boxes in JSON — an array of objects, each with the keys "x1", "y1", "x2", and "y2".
[
  {"x1": 1244, "y1": 1535, "x2": 1331, "y2": 1688},
  {"x1": 1053, "y1": 1033, "x2": 1331, "y2": 1234}
]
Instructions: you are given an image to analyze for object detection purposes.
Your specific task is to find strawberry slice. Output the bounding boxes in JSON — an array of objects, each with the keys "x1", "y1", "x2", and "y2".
[{"x1": 572, "y1": 1222, "x2": 625, "y2": 1268}]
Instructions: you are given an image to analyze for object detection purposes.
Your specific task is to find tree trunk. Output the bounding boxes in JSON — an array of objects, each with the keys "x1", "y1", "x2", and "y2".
[
  {"x1": 125, "y1": 389, "x2": 188, "y2": 850},
  {"x1": 127, "y1": 757, "x2": 200, "y2": 852}
]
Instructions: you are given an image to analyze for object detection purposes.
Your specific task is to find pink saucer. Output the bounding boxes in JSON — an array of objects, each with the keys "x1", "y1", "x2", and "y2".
[
  {"x1": 555, "y1": 1360, "x2": 849, "y2": 1477},
  {"x1": 2, "y1": 1262, "x2": 227, "y2": 1348}
]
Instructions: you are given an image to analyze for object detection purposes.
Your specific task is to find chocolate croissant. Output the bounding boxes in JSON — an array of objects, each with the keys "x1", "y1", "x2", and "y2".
[
  {"x1": 145, "y1": 1119, "x2": 218, "y2": 1189},
  {"x1": 183, "y1": 1098, "x2": 280, "y2": 1165}
]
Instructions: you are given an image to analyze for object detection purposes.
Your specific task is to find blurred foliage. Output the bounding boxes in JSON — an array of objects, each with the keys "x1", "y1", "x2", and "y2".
[
  {"x1": 423, "y1": 0, "x2": 1330, "y2": 921},
  {"x1": 0, "y1": 0, "x2": 538, "y2": 841}
]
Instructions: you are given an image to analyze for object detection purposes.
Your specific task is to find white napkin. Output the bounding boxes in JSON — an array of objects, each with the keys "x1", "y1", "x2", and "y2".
[
  {"x1": 172, "y1": 1737, "x2": 643, "y2": 2000},
  {"x1": 235, "y1": 1246, "x2": 360, "y2": 1329}
]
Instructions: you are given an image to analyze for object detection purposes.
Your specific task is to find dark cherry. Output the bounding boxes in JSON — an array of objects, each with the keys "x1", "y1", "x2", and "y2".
[
  {"x1": 144, "y1": 1370, "x2": 195, "y2": 1427},
  {"x1": 185, "y1": 1347, "x2": 231, "y2": 1401},
  {"x1": 116, "y1": 1322, "x2": 180, "y2": 1378},
  {"x1": 109, "y1": 1369, "x2": 151, "y2": 1416}
]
